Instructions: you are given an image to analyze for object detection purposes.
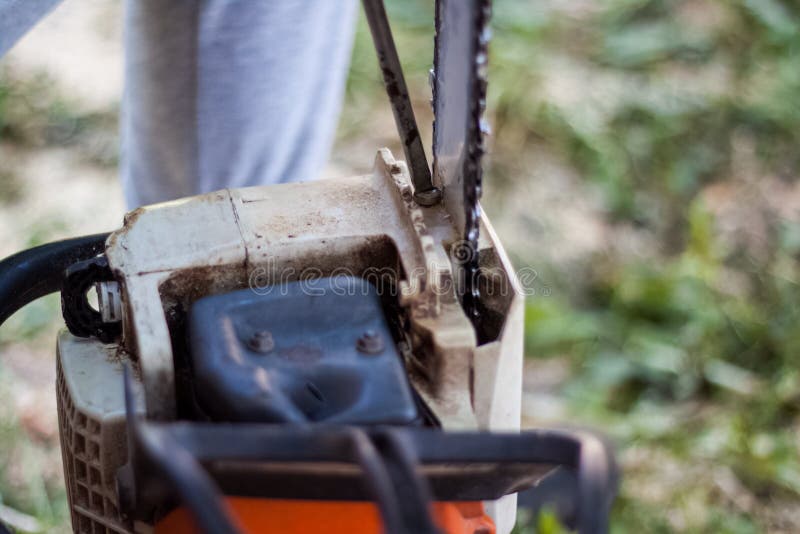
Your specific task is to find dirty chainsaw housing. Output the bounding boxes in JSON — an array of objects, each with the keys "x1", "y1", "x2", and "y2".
[{"x1": 56, "y1": 150, "x2": 532, "y2": 533}]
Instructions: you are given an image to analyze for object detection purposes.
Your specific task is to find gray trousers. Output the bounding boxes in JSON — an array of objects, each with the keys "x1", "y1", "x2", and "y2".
[{"x1": 1, "y1": 0, "x2": 358, "y2": 208}]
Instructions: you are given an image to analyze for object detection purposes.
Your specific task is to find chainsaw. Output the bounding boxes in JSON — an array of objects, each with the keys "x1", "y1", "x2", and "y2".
[{"x1": 0, "y1": 1, "x2": 617, "y2": 533}]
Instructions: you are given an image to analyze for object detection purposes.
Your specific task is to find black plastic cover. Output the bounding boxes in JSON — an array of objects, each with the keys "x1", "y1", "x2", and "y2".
[{"x1": 188, "y1": 276, "x2": 418, "y2": 425}]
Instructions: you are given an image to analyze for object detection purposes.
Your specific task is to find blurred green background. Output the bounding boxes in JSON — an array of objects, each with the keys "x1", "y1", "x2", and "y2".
[{"x1": 1, "y1": 0, "x2": 799, "y2": 532}]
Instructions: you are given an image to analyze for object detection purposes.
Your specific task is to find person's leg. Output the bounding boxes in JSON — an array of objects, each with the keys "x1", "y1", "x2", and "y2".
[
  {"x1": 122, "y1": 0, "x2": 358, "y2": 208},
  {"x1": 0, "y1": 0, "x2": 62, "y2": 57}
]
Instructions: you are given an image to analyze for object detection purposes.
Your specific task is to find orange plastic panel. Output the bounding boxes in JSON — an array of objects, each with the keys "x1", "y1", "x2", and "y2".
[{"x1": 155, "y1": 498, "x2": 495, "y2": 534}]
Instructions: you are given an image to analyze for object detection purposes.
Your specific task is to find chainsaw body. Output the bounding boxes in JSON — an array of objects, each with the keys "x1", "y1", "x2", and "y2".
[{"x1": 56, "y1": 151, "x2": 533, "y2": 533}]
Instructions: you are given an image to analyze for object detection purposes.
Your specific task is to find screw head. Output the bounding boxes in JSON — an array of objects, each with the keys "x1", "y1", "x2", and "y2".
[
  {"x1": 413, "y1": 187, "x2": 442, "y2": 207},
  {"x1": 356, "y1": 330, "x2": 384, "y2": 355},
  {"x1": 247, "y1": 330, "x2": 275, "y2": 353}
]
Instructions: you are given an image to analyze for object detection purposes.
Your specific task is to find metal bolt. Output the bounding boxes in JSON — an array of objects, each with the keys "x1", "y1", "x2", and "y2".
[
  {"x1": 413, "y1": 187, "x2": 442, "y2": 207},
  {"x1": 247, "y1": 330, "x2": 274, "y2": 353},
  {"x1": 357, "y1": 329, "x2": 384, "y2": 355},
  {"x1": 95, "y1": 281, "x2": 122, "y2": 323}
]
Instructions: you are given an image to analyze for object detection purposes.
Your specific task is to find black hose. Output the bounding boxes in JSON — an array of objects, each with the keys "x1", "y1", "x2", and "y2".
[
  {"x1": 370, "y1": 430, "x2": 440, "y2": 534},
  {"x1": 0, "y1": 233, "x2": 110, "y2": 328},
  {"x1": 122, "y1": 367, "x2": 242, "y2": 534},
  {"x1": 349, "y1": 429, "x2": 407, "y2": 534}
]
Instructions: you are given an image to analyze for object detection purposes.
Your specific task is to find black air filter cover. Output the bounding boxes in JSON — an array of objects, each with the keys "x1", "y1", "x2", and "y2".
[{"x1": 188, "y1": 276, "x2": 418, "y2": 425}]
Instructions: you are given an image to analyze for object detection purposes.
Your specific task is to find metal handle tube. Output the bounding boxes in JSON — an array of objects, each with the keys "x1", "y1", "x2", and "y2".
[
  {"x1": 361, "y1": 0, "x2": 441, "y2": 206},
  {"x1": 0, "y1": 233, "x2": 109, "y2": 328}
]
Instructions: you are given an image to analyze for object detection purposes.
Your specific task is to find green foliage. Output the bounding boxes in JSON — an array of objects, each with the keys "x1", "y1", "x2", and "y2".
[
  {"x1": 482, "y1": 0, "x2": 800, "y2": 530},
  {"x1": 487, "y1": 0, "x2": 800, "y2": 235},
  {"x1": 0, "y1": 294, "x2": 60, "y2": 346},
  {"x1": 0, "y1": 368, "x2": 69, "y2": 531},
  {"x1": 514, "y1": 507, "x2": 570, "y2": 534},
  {"x1": 526, "y1": 198, "x2": 800, "y2": 527},
  {"x1": 0, "y1": 68, "x2": 118, "y2": 166}
]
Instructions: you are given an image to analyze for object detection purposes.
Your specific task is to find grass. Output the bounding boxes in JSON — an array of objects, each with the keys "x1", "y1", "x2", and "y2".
[
  {"x1": 0, "y1": 364, "x2": 69, "y2": 533},
  {"x1": 498, "y1": 1, "x2": 800, "y2": 531}
]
